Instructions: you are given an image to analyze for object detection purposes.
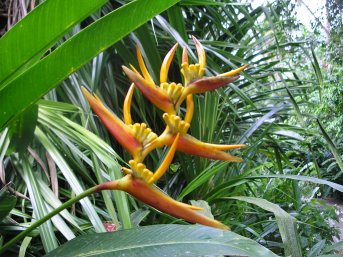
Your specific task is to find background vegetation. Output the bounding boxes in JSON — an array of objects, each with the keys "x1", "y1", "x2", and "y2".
[{"x1": 0, "y1": 0, "x2": 342, "y2": 256}]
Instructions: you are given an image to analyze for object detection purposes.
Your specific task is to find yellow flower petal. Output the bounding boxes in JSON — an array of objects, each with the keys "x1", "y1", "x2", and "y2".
[
  {"x1": 148, "y1": 133, "x2": 180, "y2": 184},
  {"x1": 123, "y1": 83, "x2": 135, "y2": 125},
  {"x1": 192, "y1": 36, "x2": 206, "y2": 77},
  {"x1": 136, "y1": 46, "x2": 155, "y2": 85},
  {"x1": 219, "y1": 64, "x2": 250, "y2": 77},
  {"x1": 160, "y1": 43, "x2": 178, "y2": 83}
]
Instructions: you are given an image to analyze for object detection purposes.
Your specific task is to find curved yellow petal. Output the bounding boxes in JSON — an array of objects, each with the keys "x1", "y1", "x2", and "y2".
[
  {"x1": 123, "y1": 83, "x2": 135, "y2": 125},
  {"x1": 160, "y1": 43, "x2": 178, "y2": 83},
  {"x1": 182, "y1": 46, "x2": 188, "y2": 65},
  {"x1": 148, "y1": 133, "x2": 180, "y2": 184},
  {"x1": 184, "y1": 94, "x2": 194, "y2": 124},
  {"x1": 219, "y1": 64, "x2": 250, "y2": 77},
  {"x1": 136, "y1": 46, "x2": 155, "y2": 85},
  {"x1": 192, "y1": 36, "x2": 206, "y2": 76}
]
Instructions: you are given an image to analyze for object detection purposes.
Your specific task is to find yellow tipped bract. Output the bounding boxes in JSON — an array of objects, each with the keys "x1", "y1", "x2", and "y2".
[
  {"x1": 148, "y1": 133, "x2": 180, "y2": 184},
  {"x1": 219, "y1": 64, "x2": 250, "y2": 77},
  {"x1": 123, "y1": 83, "x2": 135, "y2": 125},
  {"x1": 192, "y1": 36, "x2": 206, "y2": 76},
  {"x1": 160, "y1": 43, "x2": 178, "y2": 83},
  {"x1": 136, "y1": 46, "x2": 155, "y2": 85},
  {"x1": 81, "y1": 87, "x2": 141, "y2": 157}
]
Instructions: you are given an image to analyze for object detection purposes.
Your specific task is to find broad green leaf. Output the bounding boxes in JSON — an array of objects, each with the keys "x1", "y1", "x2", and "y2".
[
  {"x1": 230, "y1": 196, "x2": 302, "y2": 257},
  {"x1": 8, "y1": 104, "x2": 38, "y2": 153},
  {"x1": 0, "y1": 185, "x2": 16, "y2": 222},
  {"x1": 0, "y1": 0, "x2": 107, "y2": 86},
  {"x1": 44, "y1": 225, "x2": 279, "y2": 257},
  {"x1": 323, "y1": 241, "x2": 343, "y2": 254},
  {"x1": 0, "y1": 0, "x2": 180, "y2": 130},
  {"x1": 317, "y1": 255, "x2": 343, "y2": 257}
]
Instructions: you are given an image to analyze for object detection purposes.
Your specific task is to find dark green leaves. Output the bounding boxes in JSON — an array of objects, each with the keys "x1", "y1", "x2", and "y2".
[
  {"x1": 44, "y1": 225, "x2": 279, "y2": 257},
  {"x1": 0, "y1": 0, "x2": 108, "y2": 86},
  {"x1": 8, "y1": 105, "x2": 38, "y2": 153},
  {"x1": 0, "y1": 0, "x2": 180, "y2": 130},
  {"x1": 0, "y1": 185, "x2": 16, "y2": 222}
]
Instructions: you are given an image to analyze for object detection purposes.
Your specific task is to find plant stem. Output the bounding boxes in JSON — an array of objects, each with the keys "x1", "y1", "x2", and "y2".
[{"x1": 0, "y1": 186, "x2": 98, "y2": 254}]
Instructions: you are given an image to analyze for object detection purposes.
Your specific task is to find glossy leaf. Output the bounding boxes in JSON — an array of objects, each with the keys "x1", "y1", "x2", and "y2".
[
  {"x1": 0, "y1": 0, "x2": 107, "y2": 86},
  {"x1": 0, "y1": 185, "x2": 16, "y2": 222},
  {"x1": 8, "y1": 104, "x2": 38, "y2": 153},
  {"x1": 44, "y1": 225, "x2": 279, "y2": 257},
  {"x1": 0, "y1": 0, "x2": 180, "y2": 130}
]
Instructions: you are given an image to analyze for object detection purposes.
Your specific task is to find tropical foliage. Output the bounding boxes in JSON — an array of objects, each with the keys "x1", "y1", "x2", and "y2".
[{"x1": 0, "y1": 0, "x2": 342, "y2": 256}]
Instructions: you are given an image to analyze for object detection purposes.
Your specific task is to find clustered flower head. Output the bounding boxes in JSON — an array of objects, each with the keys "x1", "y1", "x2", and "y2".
[{"x1": 82, "y1": 36, "x2": 248, "y2": 230}]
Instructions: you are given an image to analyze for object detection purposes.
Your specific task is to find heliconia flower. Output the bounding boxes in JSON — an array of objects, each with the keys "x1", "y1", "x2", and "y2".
[
  {"x1": 122, "y1": 66, "x2": 176, "y2": 114},
  {"x1": 123, "y1": 37, "x2": 248, "y2": 116},
  {"x1": 82, "y1": 87, "x2": 141, "y2": 157},
  {"x1": 122, "y1": 133, "x2": 180, "y2": 184},
  {"x1": 82, "y1": 87, "x2": 157, "y2": 161},
  {"x1": 181, "y1": 36, "x2": 206, "y2": 85},
  {"x1": 142, "y1": 114, "x2": 245, "y2": 162},
  {"x1": 81, "y1": 37, "x2": 248, "y2": 231},
  {"x1": 176, "y1": 76, "x2": 240, "y2": 108},
  {"x1": 96, "y1": 174, "x2": 228, "y2": 230}
]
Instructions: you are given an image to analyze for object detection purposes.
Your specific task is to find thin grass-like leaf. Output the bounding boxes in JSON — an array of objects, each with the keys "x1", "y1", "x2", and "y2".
[
  {"x1": 20, "y1": 156, "x2": 58, "y2": 252},
  {"x1": 35, "y1": 127, "x2": 105, "y2": 232},
  {"x1": 317, "y1": 119, "x2": 343, "y2": 175}
]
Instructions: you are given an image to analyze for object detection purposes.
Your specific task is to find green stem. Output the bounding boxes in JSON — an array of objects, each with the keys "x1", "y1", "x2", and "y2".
[{"x1": 0, "y1": 186, "x2": 98, "y2": 254}]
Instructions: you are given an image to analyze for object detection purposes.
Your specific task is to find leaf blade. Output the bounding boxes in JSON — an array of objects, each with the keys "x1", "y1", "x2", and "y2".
[
  {"x1": 0, "y1": 0, "x2": 107, "y2": 86},
  {"x1": 0, "y1": 0, "x2": 180, "y2": 130},
  {"x1": 44, "y1": 224, "x2": 279, "y2": 257}
]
